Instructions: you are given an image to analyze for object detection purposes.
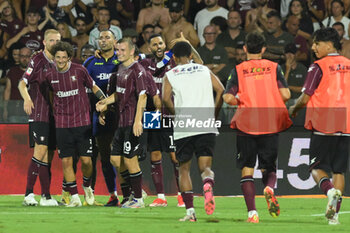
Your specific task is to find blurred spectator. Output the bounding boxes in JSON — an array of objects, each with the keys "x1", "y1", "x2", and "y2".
[
  {"x1": 162, "y1": 0, "x2": 199, "y2": 49},
  {"x1": 3, "y1": 46, "x2": 31, "y2": 123},
  {"x1": 197, "y1": 25, "x2": 229, "y2": 85},
  {"x1": 322, "y1": 0, "x2": 350, "y2": 39},
  {"x1": 0, "y1": 0, "x2": 25, "y2": 38},
  {"x1": 154, "y1": 24, "x2": 163, "y2": 34},
  {"x1": 3, "y1": 42, "x2": 23, "y2": 72},
  {"x1": 281, "y1": 43, "x2": 307, "y2": 107},
  {"x1": 210, "y1": 16, "x2": 227, "y2": 35},
  {"x1": 72, "y1": 17, "x2": 89, "y2": 59},
  {"x1": 104, "y1": 0, "x2": 134, "y2": 29},
  {"x1": 110, "y1": 19, "x2": 121, "y2": 27},
  {"x1": 332, "y1": 22, "x2": 350, "y2": 59},
  {"x1": 284, "y1": 0, "x2": 313, "y2": 41},
  {"x1": 80, "y1": 43, "x2": 95, "y2": 63},
  {"x1": 139, "y1": 24, "x2": 154, "y2": 55},
  {"x1": 324, "y1": 0, "x2": 350, "y2": 17},
  {"x1": 40, "y1": 0, "x2": 75, "y2": 33},
  {"x1": 228, "y1": 0, "x2": 253, "y2": 26},
  {"x1": 136, "y1": 0, "x2": 171, "y2": 33},
  {"x1": 25, "y1": 0, "x2": 48, "y2": 17},
  {"x1": 89, "y1": 7, "x2": 122, "y2": 49},
  {"x1": 194, "y1": 0, "x2": 228, "y2": 46},
  {"x1": 285, "y1": 15, "x2": 309, "y2": 64},
  {"x1": 123, "y1": 28, "x2": 139, "y2": 44},
  {"x1": 245, "y1": 0, "x2": 274, "y2": 33},
  {"x1": 57, "y1": 22, "x2": 78, "y2": 58},
  {"x1": 306, "y1": 0, "x2": 325, "y2": 31},
  {"x1": 216, "y1": 10, "x2": 245, "y2": 66},
  {"x1": 234, "y1": 44, "x2": 247, "y2": 64},
  {"x1": 6, "y1": 7, "x2": 44, "y2": 51},
  {"x1": 263, "y1": 11, "x2": 294, "y2": 64}
]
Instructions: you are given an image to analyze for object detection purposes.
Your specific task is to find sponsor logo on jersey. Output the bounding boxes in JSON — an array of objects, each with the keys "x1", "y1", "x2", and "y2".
[
  {"x1": 116, "y1": 86, "x2": 125, "y2": 94},
  {"x1": 97, "y1": 73, "x2": 112, "y2": 80},
  {"x1": 57, "y1": 89, "x2": 79, "y2": 97}
]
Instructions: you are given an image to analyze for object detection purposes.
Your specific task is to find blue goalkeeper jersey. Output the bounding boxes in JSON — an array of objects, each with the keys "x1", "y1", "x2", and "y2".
[{"x1": 83, "y1": 53, "x2": 119, "y2": 94}]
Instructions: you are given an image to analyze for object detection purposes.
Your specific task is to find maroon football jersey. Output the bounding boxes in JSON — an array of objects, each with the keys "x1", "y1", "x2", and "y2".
[
  {"x1": 0, "y1": 18, "x2": 25, "y2": 37},
  {"x1": 7, "y1": 66, "x2": 25, "y2": 100},
  {"x1": 21, "y1": 51, "x2": 54, "y2": 123},
  {"x1": 112, "y1": 62, "x2": 147, "y2": 127},
  {"x1": 19, "y1": 30, "x2": 44, "y2": 51},
  {"x1": 45, "y1": 62, "x2": 95, "y2": 128},
  {"x1": 139, "y1": 57, "x2": 176, "y2": 98}
]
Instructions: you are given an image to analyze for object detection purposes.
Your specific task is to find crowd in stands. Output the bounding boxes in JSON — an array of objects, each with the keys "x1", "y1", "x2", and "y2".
[{"x1": 0, "y1": 0, "x2": 350, "y2": 123}]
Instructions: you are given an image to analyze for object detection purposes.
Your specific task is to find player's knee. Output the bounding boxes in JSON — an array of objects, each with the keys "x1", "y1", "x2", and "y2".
[
  {"x1": 33, "y1": 145, "x2": 48, "y2": 160},
  {"x1": 150, "y1": 151, "x2": 162, "y2": 161},
  {"x1": 80, "y1": 156, "x2": 92, "y2": 166},
  {"x1": 110, "y1": 157, "x2": 120, "y2": 169}
]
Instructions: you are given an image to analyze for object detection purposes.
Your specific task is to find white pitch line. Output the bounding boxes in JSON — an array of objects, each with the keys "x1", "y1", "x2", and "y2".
[{"x1": 311, "y1": 211, "x2": 350, "y2": 217}]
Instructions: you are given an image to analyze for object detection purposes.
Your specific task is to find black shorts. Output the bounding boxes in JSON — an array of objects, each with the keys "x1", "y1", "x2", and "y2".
[
  {"x1": 29, "y1": 121, "x2": 56, "y2": 150},
  {"x1": 56, "y1": 125, "x2": 93, "y2": 158},
  {"x1": 236, "y1": 133, "x2": 278, "y2": 171},
  {"x1": 175, "y1": 133, "x2": 216, "y2": 163},
  {"x1": 111, "y1": 126, "x2": 144, "y2": 158},
  {"x1": 147, "y1": 127, "x2": 175, "y2": 153},
  {"x1": 309, "y1": 134, "x2": 349, "y2": 173}
]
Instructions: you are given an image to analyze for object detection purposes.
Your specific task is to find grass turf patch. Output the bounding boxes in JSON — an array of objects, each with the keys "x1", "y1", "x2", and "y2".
[{"x1": 0, "y1": 195, "x2": 349, "y2": 233}]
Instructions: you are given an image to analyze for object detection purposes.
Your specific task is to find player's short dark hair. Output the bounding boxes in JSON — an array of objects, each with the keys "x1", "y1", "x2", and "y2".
[
  {"x1": 117, "y1": 37, "x2": 135, "y2": 50},
  {"x1": 173, "y1": 41, "x2": 191, "y2": 58},
  {"x1": 99, "y1": 29, "x2": 116, "y2": 38},
  {"x1": 313, "y1": 28, "x2": 342, "y2": 51},
  {"x1": 81, "y1": 44, "x2": 95, "y2": 52},
  {"x1": 332, "y1": 22, "x2": 345, "y2": 30},
  {"x1": 148, "y1": 33, "x2": 163, "y2": 43},
  {"x1": 245, "y1": 32, "x2": 266, "y2": 54},
  {"x1": 267, "y1": 10, "x2": 281, "y2": 21},
  {"x1": 52, "y1": 41, "x2": 74, "y2": 58}
]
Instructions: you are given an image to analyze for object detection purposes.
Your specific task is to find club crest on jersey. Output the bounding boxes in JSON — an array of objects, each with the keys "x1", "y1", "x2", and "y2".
[
  {"x1": 25, "y1": 67, "x2": 33, "y2": 75},
  {"x1": 71, "y1": 76, "x2": 77, "y2": 81}
]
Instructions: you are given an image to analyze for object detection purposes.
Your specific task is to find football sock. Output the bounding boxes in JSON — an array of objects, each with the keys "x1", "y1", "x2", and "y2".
[
  {"x1": 172, "y1": 162, "x2": 180, "y2": 192},
  {"x1": 91, "y1": 153, "x2": 97, "y2": 190},
  {"x1": 151, "y1": 160, "x2": 164, "y2": 194},
  {"x1": 319, "y1": 177, "x2": 334, "y2": 195},
  {"x1": 181, "y1": 191, "x2": 194, "y2": 209},
  {"x1": 83, "y1": 176, "x2": 92, "y2": 188},
  {"x1": 120, "y1": 170, "x2": 131, "y2": 198},
  {"x1": 66, "y1": 181, "x2": 78, "y2": 195},
  {"x1": 25, "y1": 157, "x2": 42, "y2": 196},
  {"x1": 101, "y1": 160, "x2": 117, "y2": 194},
  {"x1": 202, "y1": 177, "x2": 215, "y2": 188},
  {"x1": 336, "y1": 196, "x2": 343, "y2": 213},
  {"x1": 262, "y1": 171, "x2": 276, "y2": 189},
  {"x1": 62, "y1": 179, "x2": 68, "y2": 192},
  {"x1": 240, "y1": 176, "x2": 256, "y2": 212},
  {"x1": 130, "y1": 171, "x2": 143, "y2": 198},
  {"x1": 38, "y1": 161, "x2": 51, "y2": 198}
]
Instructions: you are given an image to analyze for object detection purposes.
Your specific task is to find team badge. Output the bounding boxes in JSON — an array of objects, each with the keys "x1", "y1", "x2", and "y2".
[{"x1": 71, "y1": 76, "x2": 76, "y2": 81}]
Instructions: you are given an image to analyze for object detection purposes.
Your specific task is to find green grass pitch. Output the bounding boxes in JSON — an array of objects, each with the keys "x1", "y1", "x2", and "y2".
[{"x1": 0, "y1": 195, "x2": 349, "y2": 233}]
